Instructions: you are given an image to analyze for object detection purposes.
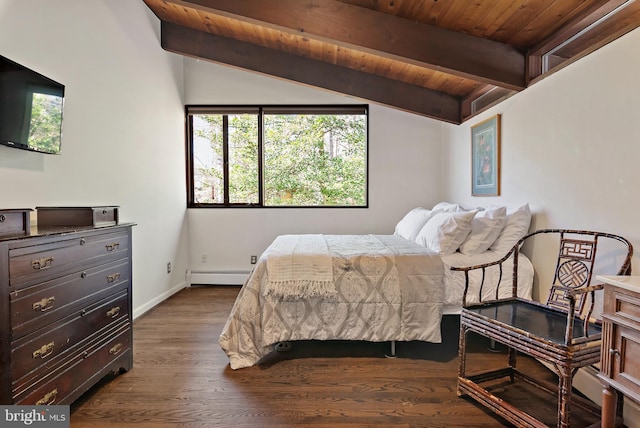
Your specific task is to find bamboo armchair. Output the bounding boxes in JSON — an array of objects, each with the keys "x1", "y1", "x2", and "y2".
[{"x1": 453, "y1": 229, "x2": 633, "y2": 428}]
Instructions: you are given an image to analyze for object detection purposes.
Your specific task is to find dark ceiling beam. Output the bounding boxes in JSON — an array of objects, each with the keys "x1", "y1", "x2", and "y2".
[
  {"x1": 166, "y1": 0, "x2": 526, "y2": 91},
  {"x1": 161, "y1": 22, "x2": 462, "y2": 123}
]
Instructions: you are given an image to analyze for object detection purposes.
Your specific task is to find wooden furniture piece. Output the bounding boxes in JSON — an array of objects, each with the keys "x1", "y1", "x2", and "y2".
[
  {"x1": 0, "y1": 209, "x2": 32, "y2": 238},
  {"x1": 0, "y1": 223, "x2": 134, "y2": 405},
  {"x1": 597, "y1": 275, "x2": 640, "y2": 428},
  {"x1": 453, "y1": 229, "x2": 633, "y2": 428},
  {"x1": 36, "y1": 206, "x2": 119, "y2": 228}
]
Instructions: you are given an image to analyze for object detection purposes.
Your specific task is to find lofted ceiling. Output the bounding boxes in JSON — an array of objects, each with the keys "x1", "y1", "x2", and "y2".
[{"x1": 143, "y1": 0, "x2": 640, "y2": 124}]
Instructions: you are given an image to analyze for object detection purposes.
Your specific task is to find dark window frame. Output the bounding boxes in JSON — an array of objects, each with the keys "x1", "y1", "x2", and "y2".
[{"x1": 186, "y1": 104, "x2": 369, "y2": 208}]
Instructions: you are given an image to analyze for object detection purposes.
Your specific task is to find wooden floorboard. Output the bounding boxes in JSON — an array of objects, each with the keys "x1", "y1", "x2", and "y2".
[{"x1": 70, "y1": 285, "x2": 600, "y2": 427}]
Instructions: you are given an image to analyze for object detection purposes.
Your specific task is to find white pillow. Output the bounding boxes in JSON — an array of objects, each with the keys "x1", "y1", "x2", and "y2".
[
  {"x1": 432, "y1": 202, "x2": 467, "y2": 212},
  {"x1": 489, "y1": 204, "x2": 532, "y2": 253},
  {"x1": 394, "y1": 207, "x2": 438, "y2": 241},
  {"x1": 415, "y1": 210, "x2": 477, "y2": 255},
  {"x1": 459, "y1": 206, "x2": 507, "y2": 255}
]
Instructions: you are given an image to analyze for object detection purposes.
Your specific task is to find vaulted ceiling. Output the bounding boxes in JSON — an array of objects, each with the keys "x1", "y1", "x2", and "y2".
[{"x1": 143, "y1": 0, "x2": 640, "y2": 124}]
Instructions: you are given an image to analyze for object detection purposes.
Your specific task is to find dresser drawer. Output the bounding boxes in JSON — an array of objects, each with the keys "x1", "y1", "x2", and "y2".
[
  {"x1": 0, "y1": 209, "x2": 31, "y2": 238},
  {"x1": 10, "y1": 259, "x2": 130, "y2": 339},
  {"x1": 14, "y1": 323, "x2": 131, "y2": 405},
  {"x1": 607, "y1": 323, "x2": 640, "y2": 397},
  {"x1": 9, "y1": 230, "x2": 129, "y2": 288},
  {"x1": 11, "y1": 291, "x2": 129, "y2": 382},
  {"x1": 608, "y1": 288, "x2": 640, "y2": 327}
]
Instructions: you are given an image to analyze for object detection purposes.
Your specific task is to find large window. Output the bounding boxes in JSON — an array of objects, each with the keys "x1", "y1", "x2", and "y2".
[{"x1": 186, "y1": 105, "x2": 368, "y2": 207}]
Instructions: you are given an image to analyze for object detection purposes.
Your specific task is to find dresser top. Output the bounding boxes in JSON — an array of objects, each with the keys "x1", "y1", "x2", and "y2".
[
  {"x1": 0, "y1": 223, "x2": 135, "y2": 243},
  {"x1": 597, "y1": 275, "x2": 640, "y2": 293}
]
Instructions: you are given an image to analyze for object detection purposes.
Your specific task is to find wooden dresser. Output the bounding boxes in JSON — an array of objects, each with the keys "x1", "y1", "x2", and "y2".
[
  {"x1": 597, "y1": 275, "x2": 640, "y2": 428},
  {"x1": 0, "y1": 223, "x2": 134, "y2": 405}
]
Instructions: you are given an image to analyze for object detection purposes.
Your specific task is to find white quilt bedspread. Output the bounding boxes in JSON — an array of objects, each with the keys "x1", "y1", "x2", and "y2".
[{"x1": 219, "y1": 234, "x2": 444, "y2": 369}]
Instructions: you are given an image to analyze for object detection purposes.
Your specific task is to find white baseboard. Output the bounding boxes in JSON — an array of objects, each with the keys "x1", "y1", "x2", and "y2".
[
  {"x1": 188, "y1": 270, "x2": 250, "y2": 286},
  {"x1": 132, "y1": 281, "x2": 187, "y2": 320},
  {"x1": 132, "y1": 270, "x2": 248, "y2": 320}
]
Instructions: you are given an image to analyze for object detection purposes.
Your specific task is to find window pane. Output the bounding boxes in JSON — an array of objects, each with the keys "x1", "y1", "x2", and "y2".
[
  {"x1": 191, "y1": 113, "x2": 259, "y2": 204},
  {"x1": 263, "y1": 113, "x2": 366, "y2": 206},
  {"x1": 228, "y1": 114, "x2": 259, "y2": 204},
  {"x1": 192, "y1": 114, "x2": 224, "y2": 204},
  {"x1": 187, "y1": 105, "x2": 368, "y2": 207}
]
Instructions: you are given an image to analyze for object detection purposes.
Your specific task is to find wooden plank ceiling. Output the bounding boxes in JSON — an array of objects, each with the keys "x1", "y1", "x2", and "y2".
[{"x1": 143, "y1": 0, "x2": 640, "y2": 124}]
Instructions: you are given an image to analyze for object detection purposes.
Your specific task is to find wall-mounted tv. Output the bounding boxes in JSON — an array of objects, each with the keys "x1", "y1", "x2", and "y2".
[{"x1": 0, "y1": 54, "x2": 64, "y2": 155}]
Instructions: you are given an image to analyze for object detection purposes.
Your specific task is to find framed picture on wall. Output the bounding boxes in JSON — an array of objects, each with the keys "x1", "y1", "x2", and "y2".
[{"x1": 471, "y1": 114, "x2": 501, "y2": 196}]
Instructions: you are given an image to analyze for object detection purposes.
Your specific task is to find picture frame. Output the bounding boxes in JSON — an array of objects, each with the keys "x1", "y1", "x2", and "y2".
[{"x1": 471, "y1": 114, "x2": 501, "y2": 196}]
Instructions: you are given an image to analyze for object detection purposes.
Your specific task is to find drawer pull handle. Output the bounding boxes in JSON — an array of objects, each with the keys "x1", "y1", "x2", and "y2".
[
  {"x1": 106, "y1": 272, "x2": 121, "y2": 283},
  {"x1": 109, "y1": 343, "x2": 123, "y2": 355},
  {"x1": 107, "y1": 306, "x2": 121, "y2": 318},
  {"x1": 610, "y1": 348, "x2": 620, "y2": 357},
  {"x1": 0, "y1": 214, "x2": 5, "y2": 222},
  {"x1": 80, "y1": 238, "x2": 86, "y2": 246},
  {"x1": 32, "y1": 341, "x2": 55, "y2": 359},
  {"x1": 32, "y1": 256, "x2": 54, "y2": 270},
  {"x1": 105, "y1": 242, "x2": 120, "y2": 252},
  {"x1": 35, "y1": 388, "x2": 58, "y2": 406},
  {"x1": 81, "y1": 271, "x2": 87, "y2": 279},
  {"x1": 33, "y1": 296, "x2": 55, "y2": 312}
]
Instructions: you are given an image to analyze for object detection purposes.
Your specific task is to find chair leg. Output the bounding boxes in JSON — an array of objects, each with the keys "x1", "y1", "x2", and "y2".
[
  {"x1": 557, "y1": 366, "x2": 572, "y2": 428},
  {"x1": 457, "y1": 325, "x2": 468, "y2": 396},
  {"x1": 507, "y1": 346, "x2": 517, "y2": 382},
  {"x1": 487, "y1": 338, "x2": 500, "y2": 352}
]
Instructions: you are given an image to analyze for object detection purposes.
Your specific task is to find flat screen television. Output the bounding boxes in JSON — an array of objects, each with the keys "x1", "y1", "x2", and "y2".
[{"x1": 0, "y1": 54, "x2": 64, "y2": 155}]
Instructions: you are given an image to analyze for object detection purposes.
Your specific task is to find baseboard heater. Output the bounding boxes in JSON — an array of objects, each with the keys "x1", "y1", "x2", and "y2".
[{"x1": 188, "y1": 270, "x2": 251, "y2": 286}]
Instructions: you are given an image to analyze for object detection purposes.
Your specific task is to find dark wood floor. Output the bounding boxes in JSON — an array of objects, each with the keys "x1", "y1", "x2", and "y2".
[{"x1": 70, "y1": 285, "x2": 600, "y2": 427}]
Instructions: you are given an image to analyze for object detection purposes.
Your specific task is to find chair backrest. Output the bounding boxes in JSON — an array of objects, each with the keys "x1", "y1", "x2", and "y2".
[
  {"x1": 517, "y1": 230, "x2": 634, "y2": 323},
  {"x1": 545, "y1": 232, "x2": 598, "y2": 314}
]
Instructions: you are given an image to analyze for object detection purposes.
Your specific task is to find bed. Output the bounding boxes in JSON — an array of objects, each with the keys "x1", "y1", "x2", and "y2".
[{"x1": 219, "y1": 203, "x2": 534, "y2": 369}]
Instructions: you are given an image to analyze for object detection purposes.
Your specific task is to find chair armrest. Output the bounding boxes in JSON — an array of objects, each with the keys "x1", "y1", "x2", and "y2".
[
  {"x1": 449, "y1": 247, "x2": 517, "y2": 273},
  {"x1": 450, "y1": 244, "x2": 521, "y2": 307},
  {"x1": 567, "y1": 283, "x2": 604, "y2": 297},
  {"x1": 563, "y1": 283, "x2": 604, "y2": 344}
]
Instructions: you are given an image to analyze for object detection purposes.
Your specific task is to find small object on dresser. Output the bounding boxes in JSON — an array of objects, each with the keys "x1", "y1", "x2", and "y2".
[
  {"x1": 36, "y1": 206, "x2": 119, "y2": 228},
  {"x1": 0, "y1": 208, "x2": 32, "y2": 237}
]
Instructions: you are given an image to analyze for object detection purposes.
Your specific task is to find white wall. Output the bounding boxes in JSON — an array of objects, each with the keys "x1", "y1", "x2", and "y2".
[
  {"x1": 0, "y1": 0, "x2": 189, "y2": 317},
  {"x1": 184, "y1": 59, "x2": 443, "y2": 273}
]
